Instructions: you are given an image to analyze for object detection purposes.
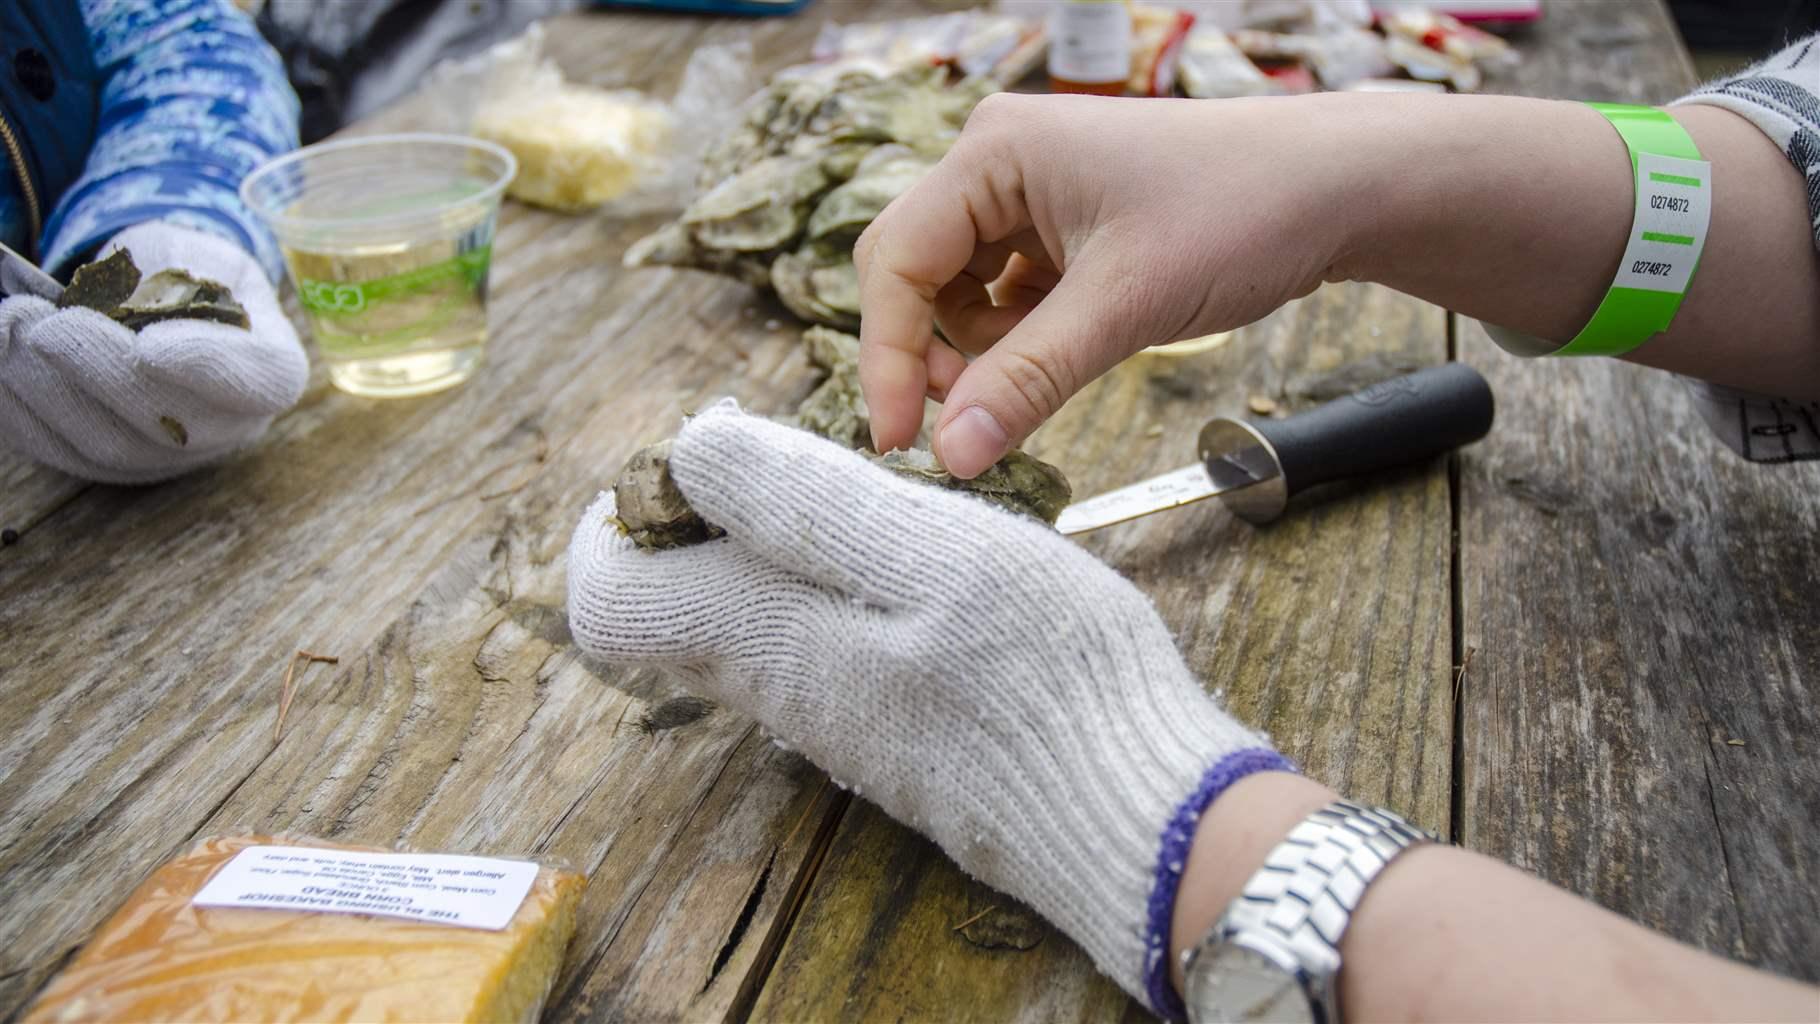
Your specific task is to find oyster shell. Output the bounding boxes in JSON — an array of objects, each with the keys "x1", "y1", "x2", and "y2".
[
  {"x1": 808, "y1": 65, "x2": 977, "y2": 154},
  {"x1": 681, "y1": 153, "x2": 830, "y2": 253},
  {"x1": 59, "y1": 249, "x2": 140, "y2": 313},
  {"x1": 870, "y1": 448, "x2": 1072, "y2": 525},
  {"x1": 613, "y1": 324, "x2": 1072, "y2": 550},
  {"x1": 815, "y1": 141, "x2": 878, "y2": 183},
  {"x1": 612, "y1": 438, "x2": 1071, "y2": 551},
  {"x1": 58, "y1": 249, "x2": 249, "y2": 329},
  {"x1": 632, "y1": 64, "x2": 995, "y2": 329},
  {"x1": 792, "y1": 326, "x2": 869, "y2": 450},
  {"x1": 806, "y1": 147, "x2": 931, "y2": 240},
  {"x1": 611, "y1": 439, "x2": 724, "y2": 549},
  {"x1": 771, "y1": 242, "x2": 860, "y2": 329},
  {"x1": 115, "y1": 269, "x2": 250, "y2": 330},
  {"x1": 624, "y1": 220, "x2": 775, "y2": 287}
]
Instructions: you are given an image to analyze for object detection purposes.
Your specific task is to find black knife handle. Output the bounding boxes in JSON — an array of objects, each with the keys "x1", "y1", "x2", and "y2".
[{"x1": 1251, "y1": 363, "x2": 1494, "y2": 497}]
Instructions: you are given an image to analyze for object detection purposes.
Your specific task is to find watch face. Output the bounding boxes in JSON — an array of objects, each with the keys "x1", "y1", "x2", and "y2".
[{"x1": 1185, "y1": 941, "x2": 1316, "y2": 1024}]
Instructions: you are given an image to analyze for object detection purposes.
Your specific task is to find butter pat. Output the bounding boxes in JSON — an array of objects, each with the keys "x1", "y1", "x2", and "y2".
[
  {"x1": 476, "y1": 86, "x2": 670, "y2": 211},
  {"x1": 23, "y1": 836, "x2": 584, "y2": 1024}
]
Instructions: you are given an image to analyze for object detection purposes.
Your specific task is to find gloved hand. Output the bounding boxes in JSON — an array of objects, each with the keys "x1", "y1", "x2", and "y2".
[
  {"x1": 567, "y1": 403, "x2": 1292, "y2": 1015},
  {"x1": 0, "y1": 223, "x2": 308, "y2": 483}
]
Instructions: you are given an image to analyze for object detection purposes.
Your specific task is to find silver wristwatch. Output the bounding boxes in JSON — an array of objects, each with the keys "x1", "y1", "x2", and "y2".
[{"x1": 1180, "y1": 800, "x2": 1434, "y2": 1024}]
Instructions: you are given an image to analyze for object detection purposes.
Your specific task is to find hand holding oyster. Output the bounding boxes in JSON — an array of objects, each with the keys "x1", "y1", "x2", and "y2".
[
  {"x1": 58, "y1": 249, "x2": 252, "y2": 330},
  {"x1": 611, "y1": 327, "x2": 1071, "y2": 550}
]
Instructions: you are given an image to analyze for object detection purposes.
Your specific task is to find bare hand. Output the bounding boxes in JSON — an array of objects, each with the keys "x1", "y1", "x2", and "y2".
[{"x1": 854, "y1": 93, "x2": 1361, "y2": 477}]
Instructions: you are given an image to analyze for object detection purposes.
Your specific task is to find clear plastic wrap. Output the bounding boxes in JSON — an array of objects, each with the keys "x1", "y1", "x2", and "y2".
[
  {"x1": 810, "y1": 11, "x2": 1045, "y2": 83},
  {"x1": 22, "y1": 835, "x2": 586, "y2": 1024},
  {"x1": 1178, "y1": 26, "x2": 1279, "y2": 97},
  {"x1": 1128, "y1": 4, "x2": 1197, "y2": 96},
  {"x1": 425, "y1": 23, "x2": 753, "y2": 213}
]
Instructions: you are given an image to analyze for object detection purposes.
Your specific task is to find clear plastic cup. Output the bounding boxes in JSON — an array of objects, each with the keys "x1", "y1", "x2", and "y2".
[{"x1": 242, "y1": 134, "x2": 517, "y2": 398}]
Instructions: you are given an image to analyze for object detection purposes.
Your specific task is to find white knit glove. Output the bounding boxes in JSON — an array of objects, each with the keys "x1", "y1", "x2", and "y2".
[
  {"x1": 0, "y1": 223, "x2": 308, "y2": 483},
  {"x1": 567, "y1": 403, "x2": 1292, "y2": 1016}
]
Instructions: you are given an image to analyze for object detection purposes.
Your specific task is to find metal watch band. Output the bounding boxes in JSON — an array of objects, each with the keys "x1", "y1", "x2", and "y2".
[{"x1": 1182, "y1": 799, "x2": 1435, "y2": 1024}]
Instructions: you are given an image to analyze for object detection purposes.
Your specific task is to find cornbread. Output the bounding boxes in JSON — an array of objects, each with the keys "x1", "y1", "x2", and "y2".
[{"x1": 23, "y1": 836, "x2": 583, "y2": 1024}]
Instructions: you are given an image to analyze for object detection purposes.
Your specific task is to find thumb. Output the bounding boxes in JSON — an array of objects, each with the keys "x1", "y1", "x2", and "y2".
[{"x1": 931, "y1": 259, "x2": 1143, "y2": 478}]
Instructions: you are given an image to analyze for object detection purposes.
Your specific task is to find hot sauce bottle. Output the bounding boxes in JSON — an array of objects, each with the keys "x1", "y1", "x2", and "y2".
[{"x1": 1047, "y1": 0, "x2": 1133, "y2": 96}]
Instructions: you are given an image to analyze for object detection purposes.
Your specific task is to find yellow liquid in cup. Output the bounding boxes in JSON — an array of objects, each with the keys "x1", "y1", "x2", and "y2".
[{"x1": 284, "y1": 233, "x2": 492, "y2": 398}]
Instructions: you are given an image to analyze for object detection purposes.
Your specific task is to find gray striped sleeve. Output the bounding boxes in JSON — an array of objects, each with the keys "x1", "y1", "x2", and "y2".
[
  {"x1": 1681, "y1": 377, "x2": 1820, "y2": 463},
  {"x1": 1672, "y1": 34, "x2": 1820, "y2": 252},
  {"x1": 1671, "y1": 35, "x2": 1820, "y2": 463}
]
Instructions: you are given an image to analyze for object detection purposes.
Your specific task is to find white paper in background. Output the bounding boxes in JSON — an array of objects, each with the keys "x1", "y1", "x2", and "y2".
[
  {"x1": 192, "y1": 846, "x2": 540, "y2": 931},
  {"x1": 1611, "y1": 153, "x2": 1712, "y2": 295}
]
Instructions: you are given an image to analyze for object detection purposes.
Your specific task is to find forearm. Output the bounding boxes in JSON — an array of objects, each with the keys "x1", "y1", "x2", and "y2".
[
  {"x1": 1170, "y1": 772, "x2": 1819, "y2": 1022},
  {"x1": 43, "y1": 0, "x2": 300, "y2": 280},
  {"x1": 1320, "y1": 92, "x2": 1820, "y2": 398}
]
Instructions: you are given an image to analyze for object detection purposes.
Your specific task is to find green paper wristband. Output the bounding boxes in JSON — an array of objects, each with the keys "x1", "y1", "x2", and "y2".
[{"x1": 1553, "y1": 103, "x2": 1710, "y2": 357}]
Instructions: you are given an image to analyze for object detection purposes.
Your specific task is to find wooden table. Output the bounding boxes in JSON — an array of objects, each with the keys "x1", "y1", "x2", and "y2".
[{"x1": 2, "y1": 1, "x2": 1815, "y2": 1019}]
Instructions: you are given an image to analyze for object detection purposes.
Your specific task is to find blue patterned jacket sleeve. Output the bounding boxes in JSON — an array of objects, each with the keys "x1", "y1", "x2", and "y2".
[{"x1": 39, "y1": 0, "x2": 300, "y2": 281}]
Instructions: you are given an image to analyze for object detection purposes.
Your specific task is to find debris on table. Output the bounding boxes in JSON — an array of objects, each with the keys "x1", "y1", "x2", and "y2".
[
  {"x1": 20, "y1": 835, "x2": 584, "y2": 1024},
  {"x1": 59, "y1": 249, "x2": 250, "y2": 330},
  {"x1": 1173, "y1": 6, "x2": 1521, "y2": 98},
  {"x1": 810, "y1": 10, "x2": 1046, "y2": 84},
  {"x1": 1247, "y1": 395, "x2": 1278, "y2": 416}
]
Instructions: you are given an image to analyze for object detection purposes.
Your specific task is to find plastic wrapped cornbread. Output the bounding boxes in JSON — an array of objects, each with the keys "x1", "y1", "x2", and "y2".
[
  {"x1": 474, "y1": 87, "x2": 670, "y2": 211},
  {"x1": 22, "y1": 835, "x2": 584, "y2": 1024},
  {"x1": 425, "y1": 23, "x2": 750, "y2": 214}
]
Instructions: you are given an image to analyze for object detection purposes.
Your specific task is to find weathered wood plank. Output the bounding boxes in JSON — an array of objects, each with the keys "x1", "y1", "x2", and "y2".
[
  {"x1": 0, "y1": 463, "x2": 84, "y2": 541},
  {"x1": 0, "y1": 8, "x2": 893, "y2": 1020},
  {"x1": 1459, "y1": 0, "x2": 1820, "y2": 983},
  {"x1": 754, "y1": 283, "x2": 1454, "y2": 1019}
]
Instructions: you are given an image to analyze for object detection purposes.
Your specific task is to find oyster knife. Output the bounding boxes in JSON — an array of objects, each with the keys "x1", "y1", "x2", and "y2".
[
  {"x1": 0, "y1": 240, "x2": 62, "y2": 301},
  {"x1": 1055, "y1": 364, "x2": 1494, "y2": 534}
]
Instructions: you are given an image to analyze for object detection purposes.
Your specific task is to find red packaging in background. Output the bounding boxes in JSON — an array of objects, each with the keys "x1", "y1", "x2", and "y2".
[{"x1": 1128, "y1": 5, "x2": 1197, "y2": 96}]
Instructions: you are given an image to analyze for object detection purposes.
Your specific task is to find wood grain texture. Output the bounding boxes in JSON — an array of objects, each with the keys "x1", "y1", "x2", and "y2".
[
  {"x1": 754, "y1": 283, "x2": 1454, "y2": 1020},
  {"x1": 0, "y1": 9, "x2": 872, "y2": 1021},
  {"x1": 1458, "y1": 0, "x2": 1820, "y2": 983}
]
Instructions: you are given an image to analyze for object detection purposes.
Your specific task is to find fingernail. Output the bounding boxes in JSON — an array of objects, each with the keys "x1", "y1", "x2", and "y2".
[{"x1": 937, "y1": 406, "x2": 1008, "y2": 479}]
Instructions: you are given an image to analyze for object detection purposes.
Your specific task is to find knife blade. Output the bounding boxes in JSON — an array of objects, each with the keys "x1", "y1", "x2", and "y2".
[
  {"x1": 0, "y1": 240, "x2": 63, "y2": 301},
  {"x1": 1056, "y1": 363, "x2": 1495, "y2": 535}
]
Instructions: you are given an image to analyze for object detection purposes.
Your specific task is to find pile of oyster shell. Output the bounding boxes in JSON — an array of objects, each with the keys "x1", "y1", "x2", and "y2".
[
  {"x1": 613, "y1": 65, "x2": 1072, "y2": 548},
  {"x1": 624, "y1": 63, "x2": 995, "y2": 329}
]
